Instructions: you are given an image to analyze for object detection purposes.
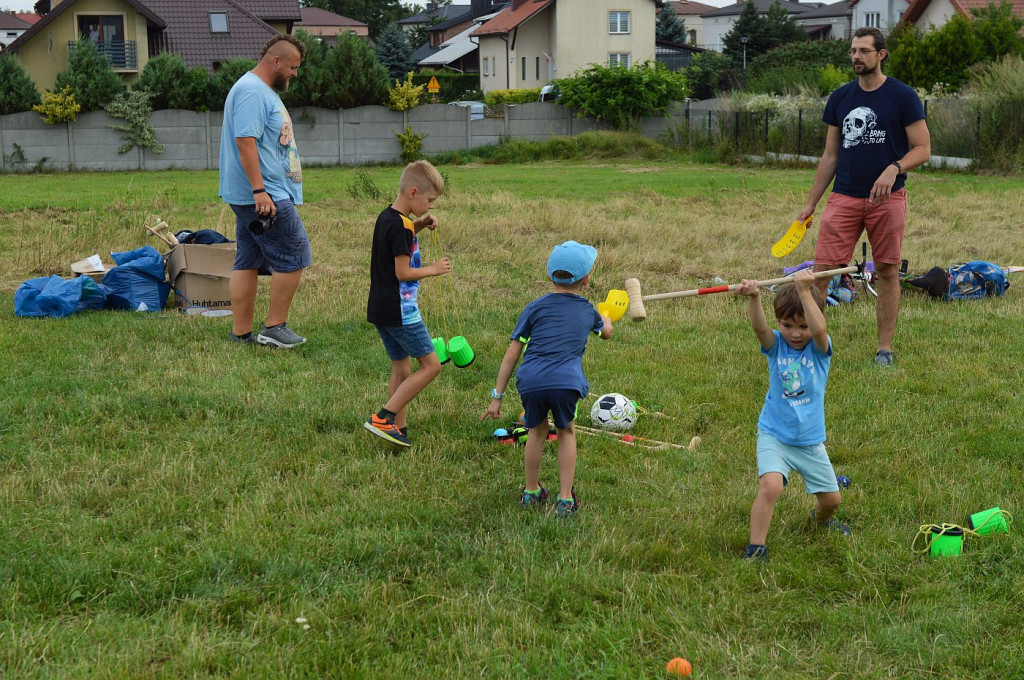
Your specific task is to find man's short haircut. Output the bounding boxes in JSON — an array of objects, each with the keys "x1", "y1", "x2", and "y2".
[
  {"x1": 853, "y1": 27, "x2": 886, "y2": 61},
  {"x1": 399, "y1": 160, "x2": 445, "y2": 195},
  {"x1": 774, "y1": 281, "x2": 825, "y2": 320},
  {"x1": 261, "y1": 34, "x2": 306, "y2": 60}
]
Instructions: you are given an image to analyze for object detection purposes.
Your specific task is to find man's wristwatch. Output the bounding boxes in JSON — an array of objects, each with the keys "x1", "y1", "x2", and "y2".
[
  {"x1": 490, "y1": 388, "x2": 504, "y2": 400},
  {"x1": 890, "y1": 160, "x2": 903, "y2": 174}
]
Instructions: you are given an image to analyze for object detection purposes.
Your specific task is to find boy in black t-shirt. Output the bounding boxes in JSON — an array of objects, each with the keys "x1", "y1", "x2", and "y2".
[{"x1": 364, "y1": 161, "x2": 451, "y2": 447}]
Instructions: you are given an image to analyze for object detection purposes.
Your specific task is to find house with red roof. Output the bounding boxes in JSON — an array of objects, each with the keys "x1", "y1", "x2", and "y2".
[
  {"x1": 1, "y1": 11, "x2": 33, "y2": 48},
  {"x1": 5, "y1": 0, "x2": 300, "y2": 92},
  {"x1": 296, "y1": 6, "x2": 367, "y2": 46},
  {"x1": 472, "y1": 0, "x2": 660, "y2": 93},
  {"x1": 901, "y1": 0, "x2": 1024, "y2": 29}
]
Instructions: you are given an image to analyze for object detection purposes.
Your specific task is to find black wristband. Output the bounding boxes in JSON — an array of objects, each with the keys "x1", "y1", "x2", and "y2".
[
  {"x1": 890, "y1": 161, "x2": 903, "y2": 174},
  {"x1": 252, "y1": 188, "x2": 267, "y2": 195}
]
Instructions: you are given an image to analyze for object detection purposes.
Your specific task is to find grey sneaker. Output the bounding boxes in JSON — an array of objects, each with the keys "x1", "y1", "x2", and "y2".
[
  {"x1": 257, "y1": 322, "x2": 306, "y2": 348},
  {"x1": 874, "y1": 349, "x2": 895, "y2": 366},
  {"x1": 228, "y1": 331, "x2": 256, "y2": 345},
  {"x1": 810, "y1": 509, "x2": 853, "y2": 535}
]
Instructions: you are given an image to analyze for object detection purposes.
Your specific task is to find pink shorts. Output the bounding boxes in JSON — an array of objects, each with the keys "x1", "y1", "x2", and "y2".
[{"x1": 814, "y1": 188, "x2": 907, "y2": 265}]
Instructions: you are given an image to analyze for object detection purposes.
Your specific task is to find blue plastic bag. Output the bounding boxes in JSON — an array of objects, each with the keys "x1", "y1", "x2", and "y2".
[
  {"x1": 14, "y1": 275, "x2": 107, "y2": 318},
  {"x1": 101, "y1": 246, "x2": 170, "y2": 312}
]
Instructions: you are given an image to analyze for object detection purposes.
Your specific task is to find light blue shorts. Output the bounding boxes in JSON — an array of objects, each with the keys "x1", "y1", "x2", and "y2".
[{"x1": 756, "y1": 430, "x2": 839, "y2": 494}]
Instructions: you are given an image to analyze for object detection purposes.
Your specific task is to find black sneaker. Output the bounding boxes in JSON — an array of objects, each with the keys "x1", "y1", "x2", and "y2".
[
  {"x1": 364, "y1": 413, "x2": 412, "y2": 447},
  {"x1": 228, "y1": 331, "x2": 256, "y2": 345},
  {"x1": 257, "y1": 322, "x2": 306, "y2": 349},
  {"x1": 743, "y1": 544, "x2": 769, "y2": 561}
]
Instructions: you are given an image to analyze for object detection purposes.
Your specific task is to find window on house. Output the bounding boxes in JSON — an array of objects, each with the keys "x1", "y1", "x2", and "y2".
[
  {"x1": 77, "y1": 15, "x2": 124, "y2": 43},
  {"x1": 609, "y1": 52, "x2": 630, "y2": 68},
  {"x1": 535, "y1": 56, "x2": 540, "y2": 80},
  {"x1": 687, "y1": 29, "x2": 696, "y2": 44},
  {"x1": 210, "y1": 12, "x2": 229, "y2": 33},
  {"x1": 522, "y1": 56, "x2": 526, "y2": 80},
  {"x1": 483, "y1": 57, "x2": 490, "y2": 76},
  {"x1": 609, "y1": 11, "x2": 630, "y2": 34},
  {"x1": 864, "y1": 12, "x2": 880, "y2": 27}
]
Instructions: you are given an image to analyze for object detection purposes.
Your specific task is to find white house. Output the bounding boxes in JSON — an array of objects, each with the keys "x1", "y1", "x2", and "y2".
[
  {"x1": 848, "y1": 0, "x2": 910, "y2": 33},
  {"x1": 794, "y1": 0, "x2": 854, "y2": 41},
  {"x1": 699, "y1": 0, "x2": 812, "y2": 52},
  {"x1": 665, "y1": 0, "x2": 718, "y2": 47},
  {"x1": 472, "y1": 0, "x2": 658, "y2": 93},
  {"x1": 900, "y1": 0, "x2": 1024, "y2": 30},
  {"x1": 1, "y1": 12, "x2": 32, "y2": 48}
]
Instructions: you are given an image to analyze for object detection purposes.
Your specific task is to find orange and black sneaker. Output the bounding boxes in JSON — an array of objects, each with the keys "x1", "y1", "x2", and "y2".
[{"x1": 364, "y1": 413, "x2": 412, "y2": 447}]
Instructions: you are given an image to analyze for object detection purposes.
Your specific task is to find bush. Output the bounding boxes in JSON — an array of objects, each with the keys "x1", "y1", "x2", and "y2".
[
  {"x1": 388, "y1": 73, "x2": 424, "y2": 111},
  {"x1": 281, "y1": 30, "x2": 330, "y2": 109},
  {"x1": 685, "y1": 51, "x2": 731, "y2": 100},
  {"x1": 554, "y1": 61, "x2": 688, "y2": 131},
  {"x1": 54, "y1": 38, "x2": 125, "y2": 112},
  {"x1": 207, "y1": 58, "x2": 257, "y2": 110},
  {"x1": 483, "y1": 88, "x2": 542, "y2": 106},
  {"x1": 321, "y1": 34, "x2": 389, "y2": 109},
  {"x1": 105, "y1": 90, "x2": 163, "y2": 154},
  {"x1": 0, "y1": 56, "x2": 41, "y2": 114},
  {"x1": 819, "y1": 63, "x2": 854, "y2": 95},
  {"x1": 33, "y1": 86, "x2": 81, "y2": 124},
  {"x1": 888, "y1": 3, "x2": 1024, "y2": 91},
  {"x1": 134, "y1": 52, "x2": 210, "y2": 111},
  {"x1": 395, "y1": 126, "x2": 425, "y2": 163},
  {"x1": 966, "y1": 55, "x2": 1024, "y2": 170},
  {"x1": 411, "y1": 72, "x2": 480, "y2": 102}
]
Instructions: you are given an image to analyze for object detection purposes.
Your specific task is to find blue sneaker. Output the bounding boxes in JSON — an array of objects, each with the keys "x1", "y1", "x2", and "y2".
[
  {"x1": 743, "y1": 544, "x2": 769, "y2": 561},
  {"x1": 555, "y1": 488, "x2": 579, "y2": 518},
  {"x1": 520, "y1": 487, "x2": 549, "y2": 507},
  {"x1": 810, "y1": 509, "x2": 852, "y2": 535},
  {"x1": 836, "y1": 475, "x2": 851, "y2": 489}
]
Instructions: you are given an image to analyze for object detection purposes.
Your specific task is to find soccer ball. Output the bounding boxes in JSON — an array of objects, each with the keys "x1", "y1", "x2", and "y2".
[{"x1": 590, "y1": 393, "x2": 637, "y2": 431}]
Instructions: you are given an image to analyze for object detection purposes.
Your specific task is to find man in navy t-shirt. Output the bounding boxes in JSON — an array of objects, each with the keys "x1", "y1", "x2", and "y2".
[{"x1": 798, "y1": 27, "x2": 930, "y2": 367}]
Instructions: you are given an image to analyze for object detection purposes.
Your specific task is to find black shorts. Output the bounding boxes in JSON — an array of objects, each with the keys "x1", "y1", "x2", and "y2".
[{"x1": 520, "y1": 389, "x2": 579, "y2": 430}]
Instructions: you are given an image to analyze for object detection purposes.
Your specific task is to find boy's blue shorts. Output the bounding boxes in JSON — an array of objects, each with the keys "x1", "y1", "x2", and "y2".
[
  {"x1": 231, "y1": 199, "x2": 312, "y2": 273},
  {"x1": 375, "y1": 321, "x2": 435, "y2": 361},
  {"x1": 756, "y1": 430, "x2": 839, "y2": 494},
  {"x1": 520, "y1": 389, "x2": 579, "y2": 430}
]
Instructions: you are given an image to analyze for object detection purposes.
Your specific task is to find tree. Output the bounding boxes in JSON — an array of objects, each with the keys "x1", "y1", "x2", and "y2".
[
  {"x1": 656, "y1": 6, "x2": 688, "y2": 44},
  {"x1": 207, "y1": 58, "x2": 257, "y2": 110},
  {"x1": 0, "y1": 56, "x2": 42, "y2": 114},
  {"x1": 764, "y1": 0, "x2": 806, "y2": 46},
  {"x1": 134, "y1": 52, "x2": 210, "y2": 111},
  {"x1": 303, "y1": 0, "x2": 414, "y2": 40},
  {"x1": 281, "y1": 30, "x2": 331, "y2": 109},
  {"x1": 375, "y1": 23, "x2": 415, "y2": 81},
  {"x1": 722, "y1": 1, "x2": 772, "y2": 68},
  {"x1": 320, "y1": 33, "x2": 389, "y2": 108},
  {"x1": 53, "y1": 38, "x2": 125, "y2": 112}
]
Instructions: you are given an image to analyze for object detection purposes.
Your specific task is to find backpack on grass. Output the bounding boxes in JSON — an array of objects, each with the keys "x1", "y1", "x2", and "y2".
[{"x1": 946, "y1": 261, "x2": 1008, "y2": 301}]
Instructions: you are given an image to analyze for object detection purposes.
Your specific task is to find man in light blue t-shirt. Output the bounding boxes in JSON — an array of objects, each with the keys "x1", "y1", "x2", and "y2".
[{"x1": 219, "y1": 35, "x2": 312, "y2": 349}]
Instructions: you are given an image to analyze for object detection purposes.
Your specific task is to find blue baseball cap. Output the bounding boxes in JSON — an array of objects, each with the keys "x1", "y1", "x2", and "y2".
[{"x1": 547, "y1": 240, "x2": 598, "y2": 284}]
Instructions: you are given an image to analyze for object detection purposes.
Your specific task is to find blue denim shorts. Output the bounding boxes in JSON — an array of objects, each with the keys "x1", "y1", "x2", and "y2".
[
  {"x1": 231, "y1": 199, "x2": 312, "y2": 273},
  {"x1": 375, "y1": 321, "x2": 435, "y2": 361},
  {"x1": 756, "y1": 430, "x2": 839, "y2": 494},
  {"x1": 520, "y1": 389, "x2": 580, "y2": 430}
]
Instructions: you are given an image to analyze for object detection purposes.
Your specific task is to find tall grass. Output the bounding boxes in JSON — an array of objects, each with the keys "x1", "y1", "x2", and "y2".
[{"x1": 1, "y1": 160, "x2": 1023, "y2": 678}]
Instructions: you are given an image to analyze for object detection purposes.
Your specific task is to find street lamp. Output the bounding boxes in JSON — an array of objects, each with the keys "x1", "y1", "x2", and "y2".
[{"x1": 741, "y1": 36, "x2": 748, "y2": 70}]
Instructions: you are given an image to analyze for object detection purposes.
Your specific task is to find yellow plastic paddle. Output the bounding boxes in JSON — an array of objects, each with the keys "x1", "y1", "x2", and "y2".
[
  {"x1": 599, "y1": 289, "x2": 629, "y2": 322},
  {"x1": 771, "y1": 216, "x2": 813, "y2": 258}
]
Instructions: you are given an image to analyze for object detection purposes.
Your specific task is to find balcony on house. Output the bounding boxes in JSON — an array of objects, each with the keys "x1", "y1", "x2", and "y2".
[{"x1": 67, "y1": 40, "x2": 138, "y2": 71}]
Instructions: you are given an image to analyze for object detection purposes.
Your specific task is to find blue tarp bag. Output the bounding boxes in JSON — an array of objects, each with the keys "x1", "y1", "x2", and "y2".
[
  {"x1": 101, "y1": 246, "x2": 170, "y2": 312},
  {"x1": 946, "y1": 261, "x2": 1008, "y2": 301},
  {"x1": 14, "y1": 275, "x2": 107, "y2": 318}
]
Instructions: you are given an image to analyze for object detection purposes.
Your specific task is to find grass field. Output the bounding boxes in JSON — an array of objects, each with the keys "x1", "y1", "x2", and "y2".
[{"x1": 2, "y1": 147, "x2": 1023, "y2": 678}]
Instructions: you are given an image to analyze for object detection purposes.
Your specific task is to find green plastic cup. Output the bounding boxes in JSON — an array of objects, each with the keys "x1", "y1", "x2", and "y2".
[
  {"x1": 968, "y1": 507, "x2": 1009, "y2": 535},
  {"x1": 929, "y1": 525, "x2": 964, "y2": 557},
  {"x1": 447, "y1": 336, "x2": 475, "y2": 368},
  {"x1": 432, "y1": 337, "x2": 450, "y2": 364}
]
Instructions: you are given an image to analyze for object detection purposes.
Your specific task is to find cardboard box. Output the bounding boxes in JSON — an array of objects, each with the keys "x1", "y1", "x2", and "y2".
[
  {"x1": 165, "y1": 243, "x2": 236, "y2": 312},
  {"x1": 71, "y1": 255, "x2": 114, "y2": 283}
]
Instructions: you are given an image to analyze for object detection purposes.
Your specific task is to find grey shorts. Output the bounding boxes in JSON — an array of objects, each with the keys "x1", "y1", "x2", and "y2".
[
  {"x1": 756, "y1": 430, "x2": 839, "y2": 494},
  {"x1": 232, "y1": 199, "x2": 312, "y2": 273}
]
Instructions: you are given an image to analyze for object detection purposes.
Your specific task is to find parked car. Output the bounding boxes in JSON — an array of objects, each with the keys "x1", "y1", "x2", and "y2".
[{"x1": 448, "y1": 100, "x2": 485, "y2": 120}]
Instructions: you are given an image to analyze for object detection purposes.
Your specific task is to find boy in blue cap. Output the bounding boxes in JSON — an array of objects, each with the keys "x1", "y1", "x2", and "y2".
[{"x1": 482, "y1": 241, "x2": 613, "y2": 517}]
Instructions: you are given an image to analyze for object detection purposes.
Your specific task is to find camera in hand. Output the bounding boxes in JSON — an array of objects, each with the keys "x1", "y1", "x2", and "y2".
[{"x1": 249, "y1": 213, "x2": 276, "y2": 235}]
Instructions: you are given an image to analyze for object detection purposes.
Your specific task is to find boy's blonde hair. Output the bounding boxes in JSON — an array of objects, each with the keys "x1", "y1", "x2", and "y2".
[
  {"x1": 774, "y1": 281, "x2": 825, "y2": 320},
  {"x1": 399, "y1": 160, "x2": 445, "y2": 195}
]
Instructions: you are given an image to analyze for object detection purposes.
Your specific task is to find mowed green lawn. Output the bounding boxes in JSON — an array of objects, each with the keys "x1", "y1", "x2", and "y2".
[{"x1": 1, "y1": 157, "x2": 1023, "y2": 679}]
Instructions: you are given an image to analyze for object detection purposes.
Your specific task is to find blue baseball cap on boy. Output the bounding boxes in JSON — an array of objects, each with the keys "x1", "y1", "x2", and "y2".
[{"x1": 547, "y1": 240, "x2": 598, "y2": 284}]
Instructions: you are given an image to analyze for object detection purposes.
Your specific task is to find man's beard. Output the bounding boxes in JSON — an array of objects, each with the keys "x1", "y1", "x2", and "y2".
[
  {"x1": 853, "y1": 62, "x2": 877, "y2": 76},
  {"x1": 274, "y1": 74, "x2": 291, "y2": 92}
]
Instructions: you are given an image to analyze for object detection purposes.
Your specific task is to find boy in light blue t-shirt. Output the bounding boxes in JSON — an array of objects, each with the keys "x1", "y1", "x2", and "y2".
[
  {"x1": 482, "y1": 241, "x2": 613, "y2": 518},
  {"x1": 735, "y1": 269, "x2": 851, "y2": 562}
]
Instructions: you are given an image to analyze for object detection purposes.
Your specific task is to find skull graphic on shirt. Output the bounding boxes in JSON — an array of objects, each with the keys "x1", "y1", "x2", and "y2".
[{"x1": 841, "y1": 106, "x2": 878, "y2": 148}]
